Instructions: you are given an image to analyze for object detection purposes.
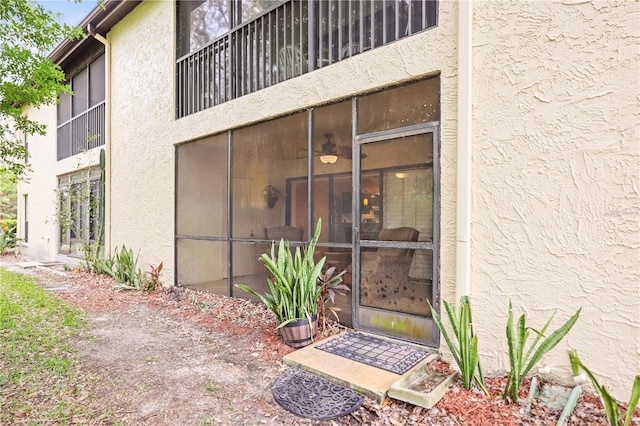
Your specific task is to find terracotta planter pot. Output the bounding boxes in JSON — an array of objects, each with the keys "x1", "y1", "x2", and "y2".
[{"x1": 280, "y1": 314, "x2": 318, "y2": 348}]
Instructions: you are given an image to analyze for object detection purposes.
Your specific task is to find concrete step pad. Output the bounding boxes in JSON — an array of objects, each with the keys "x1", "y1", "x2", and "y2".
[{"x1": 283, "y1": 332, "x2": 437, "y2": 403}]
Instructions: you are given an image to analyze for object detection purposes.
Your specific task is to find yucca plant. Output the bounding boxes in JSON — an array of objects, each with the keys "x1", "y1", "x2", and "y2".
[
  {"x1": 504, "y1": 301, "x2": 581, "y2": 403},
  {"x1": 236, "y1": 218, "x2": 325, "y2": 329},
  {"x1": 428, "y1": 296, "x2": 488, "y2": 394},
  {"x1": 569, "y1": 349, "x2": 640, "y2": 426},
  {"x1": 114, "y1": 245, "x2": 141, "y2": 286},
  {"x1": 99, "y1": 244, "x2": 146, "y2": 290}
]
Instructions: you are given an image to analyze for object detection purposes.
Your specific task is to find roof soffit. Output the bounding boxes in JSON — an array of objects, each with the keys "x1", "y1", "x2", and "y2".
[{"x1": 49, "y1": 0, "x2": 142, "y2": 73}]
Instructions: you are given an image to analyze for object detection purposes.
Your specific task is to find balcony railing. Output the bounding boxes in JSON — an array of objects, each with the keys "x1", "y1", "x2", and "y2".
[
  {"x1": 176, "y1": 0, "x2": 437, "y2": 118},
  {"x1": 57, "y1": 102, "x2": 106, "y2": 160}
]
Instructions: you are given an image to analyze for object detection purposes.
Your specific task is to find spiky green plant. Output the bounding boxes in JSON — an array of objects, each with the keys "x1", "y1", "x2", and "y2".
[
  {"x1": 504, "y1": 302, "x2": 581, "y2": 403},
  {"x1": 428, "y1": 296, "x2": 488, "y2": 394},
  {"x1": 236, "y1": 218, "x2": 325, "y2": 328},
  {"x1": 97, "y1": 244, "x2": 145, "y2": 290},
  {"x1": 569, "y1": 350, "x2": 640, "y2": 426}
]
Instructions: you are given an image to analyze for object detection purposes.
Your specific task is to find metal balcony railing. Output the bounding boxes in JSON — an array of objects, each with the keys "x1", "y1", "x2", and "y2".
[
  {"x1": 57, "y1": 102, "x2": 106, "y2": 160},
  {"x1": 176, "y1": 0, "x2": 437, "y2": 118}
]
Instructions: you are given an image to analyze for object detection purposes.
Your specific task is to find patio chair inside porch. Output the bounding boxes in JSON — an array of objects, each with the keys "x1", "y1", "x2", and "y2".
[{"x1": 360, "y1": 227, "x2": 431, "y2": 317}]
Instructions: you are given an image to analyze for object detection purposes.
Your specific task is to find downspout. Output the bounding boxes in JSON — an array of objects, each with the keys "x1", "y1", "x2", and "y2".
[
  {"x1": 87, "y1": 24, "x2": 111, "y2": 254},
  {"x1": 456, "y1": 0, "x2": 473, "y2": 301}
]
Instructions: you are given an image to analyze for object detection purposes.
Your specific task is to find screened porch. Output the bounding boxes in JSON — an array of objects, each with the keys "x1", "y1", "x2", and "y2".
[{"x1": 176, "y1": 0, "x2": 437, "y2": 117}]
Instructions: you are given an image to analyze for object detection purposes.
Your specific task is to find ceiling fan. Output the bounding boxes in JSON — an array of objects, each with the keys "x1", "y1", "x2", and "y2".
[{"x1": 304, "y1": 133, "x2": 367, "y2": 163}]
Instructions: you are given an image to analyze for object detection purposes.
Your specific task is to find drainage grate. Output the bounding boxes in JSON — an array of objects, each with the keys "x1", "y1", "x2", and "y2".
[
  {"x1": 316, "y1": 333, "x2": 429, "y2": 375},
  {"x1": 272, "y1": 367, "x2": 365, "y2": 420}
]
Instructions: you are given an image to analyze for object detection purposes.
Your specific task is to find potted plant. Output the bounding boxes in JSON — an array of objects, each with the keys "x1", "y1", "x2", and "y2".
[{"x1": 236, "y1": 218, "x2": 338, "y2": 348}]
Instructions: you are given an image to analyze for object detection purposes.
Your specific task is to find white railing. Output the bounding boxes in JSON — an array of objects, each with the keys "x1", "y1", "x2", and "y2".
[{"x1": 57, "y1": 102, "x2": 106, "y2": 160}]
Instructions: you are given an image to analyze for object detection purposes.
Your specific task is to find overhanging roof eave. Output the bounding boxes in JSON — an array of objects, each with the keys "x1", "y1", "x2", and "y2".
[{"x1": 48, "y1": 0, "x2": 142, "y2": 66}]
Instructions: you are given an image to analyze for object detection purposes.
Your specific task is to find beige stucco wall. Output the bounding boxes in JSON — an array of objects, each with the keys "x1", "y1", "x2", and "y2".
[
  {"x1": 470, "y1": 1, "x2": 639, "y2": 400},
  {"x1": 106, "y1": 0, "x2": 458, "y2": 288},
  {"x1": 106, "y1": 1, "x2": 176, "y2": 274},
  {"x1": 17, "y1": 105, "x2": 57, "y2": 261},
  {"x1": 89, "y1": 0, "x2": 639, "y2": 400}
]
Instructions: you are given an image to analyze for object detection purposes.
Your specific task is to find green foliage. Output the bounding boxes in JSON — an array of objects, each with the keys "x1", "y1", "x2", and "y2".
[
  {"x1": 81, "y1": 153, "x2": 106, "y2": 271},
  {"x1": 109, "y1": 245, "x2": 143, "y2": 289},
  {"x1": 97, "y1": 149, "x2": 105, "y2": 244},
  {"x1": 428, "y1": 296, "x2": 488, "y2": 394},
  {"x1": 0, "y1": 168, "x2": 17, "y2": 219},
  {"x1": 0, "y1": 0, "x2": 85, "y2": 178},
  {"x1": 569, "y1": 350, "x2": 640, "y2": 426},
  {"x1": 87, "y1": 244, "x2": 141, "y2": 288},
  {"x1": 236, "y1": 218, "x2": 325, "y2": 328},
  {"x1": 0, "y1": 219, "x2": 17, "y2": 230},
  {"x1": 317, "y1": 266, "x2": 349, "y2": 331},
  {"x1": 504, "y1": 301, "x2": 581, "y2": 403},
  {"x1": 90, "y1": 245, "x2": 115, "y2": 275},
  {"x1": 86, "y1": 244, "x2": 162, "y2": 294},
  {"x1": 0, "y1": 219, "x2": 17, "y2": 251}
]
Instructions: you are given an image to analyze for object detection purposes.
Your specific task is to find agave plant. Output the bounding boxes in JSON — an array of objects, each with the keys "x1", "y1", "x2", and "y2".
[
  {"x1": 504, "y1": 301, "x2": 581, "y2": 403},
  {"x1": 236, "y1": 218, "x2": 325, "y2": 328},
  {"x1": 569, "y1": 349, "x2": 640, "y2": 426}
]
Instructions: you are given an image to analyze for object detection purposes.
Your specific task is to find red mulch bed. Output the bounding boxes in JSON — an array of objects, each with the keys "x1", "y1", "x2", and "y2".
[{"x1": 11, "y1": 262, "x2": 638, "y2": 425}]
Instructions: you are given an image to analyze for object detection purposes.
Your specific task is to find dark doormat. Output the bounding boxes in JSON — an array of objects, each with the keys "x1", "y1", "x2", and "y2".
[
  {"x1": 272, "y1": 367, "x2": 365, "y2": 420},
  {"x1": 316, "y1": 332, "x2": 429, "y2": 375}
]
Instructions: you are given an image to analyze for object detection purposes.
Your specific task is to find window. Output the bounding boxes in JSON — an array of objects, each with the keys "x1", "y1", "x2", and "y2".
[
  {"x1": 57, "y1": 53, "x2": 106, "y2": 160},
  {"x1": 58, "y1": 170, "x2": 103, "y2": 256},
  {"x1": 23, "y1": 194, "x2": 28, "y2": 243}
]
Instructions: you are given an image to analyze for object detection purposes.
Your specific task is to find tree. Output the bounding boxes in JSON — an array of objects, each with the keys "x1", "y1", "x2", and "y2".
[
  {"x1": 0, "y1": 168, "x2": 17, "y2": 220},
  {"x1": 0, "y1": 0, "x2": 84, "y2": 178}
]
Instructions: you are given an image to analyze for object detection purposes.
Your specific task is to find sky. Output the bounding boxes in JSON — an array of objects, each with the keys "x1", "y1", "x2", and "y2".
[{"x1": 37, "y1": 0, "x2": 100, "y2": 27}]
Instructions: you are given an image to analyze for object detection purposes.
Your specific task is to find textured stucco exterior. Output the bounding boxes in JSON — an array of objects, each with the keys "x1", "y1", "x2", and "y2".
[
  {"x1": 18, "y1": 0, "x2": 639, "y2": 400},
  {"x1": 470, "y1": 1, "x2": 639, "y2": 399}
]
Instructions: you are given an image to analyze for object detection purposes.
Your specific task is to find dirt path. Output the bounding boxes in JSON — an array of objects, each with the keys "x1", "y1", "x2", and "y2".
[
  {"x1": 1, "y1": 260, "x2": 338, "y2": 425},
  {"x1": 78, "y1": 303, "x2": 288, "y2": 424}
]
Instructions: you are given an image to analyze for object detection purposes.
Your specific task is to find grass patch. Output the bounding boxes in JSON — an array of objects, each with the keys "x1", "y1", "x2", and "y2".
[{"x1": 0, "y1": 267, "x2": 91, "y2": 423}]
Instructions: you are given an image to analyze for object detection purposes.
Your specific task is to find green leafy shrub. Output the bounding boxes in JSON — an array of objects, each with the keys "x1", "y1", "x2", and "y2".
[
  {"x1": 0, "y1": 219, "x2": 17, "y2": 232},
  {"x1": 569, "y1": 349, "x2": 640, "y2": 426},
  {"x1": 428, "y1": 296, "x2": 488, "y2": 394},
  {"x1": 0, "y1": 219, "x2": 17, "y2": 251},
  {"x1": 504, "y1": 301, "x2": 581, "y2": 403}
]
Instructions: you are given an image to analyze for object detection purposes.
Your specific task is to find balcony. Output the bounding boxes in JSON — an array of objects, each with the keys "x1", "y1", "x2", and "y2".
[
  {"x1": 176, "y1": 0, "x2": 437, "y2": 118},
  {"x1": 57, "y1": 102, "x2": 105, "y2": 160}
]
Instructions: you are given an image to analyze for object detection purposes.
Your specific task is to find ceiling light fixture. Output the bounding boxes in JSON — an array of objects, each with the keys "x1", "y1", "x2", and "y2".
[
  {"x1": 320, "y1": 154, "x2": 338, "y2": 164},
  {"x1": 395, "y1": 172, "x2": 409, "y2": 179},
  {"x1": 320, "y1": 133, "x2": 338, "y2": 164}
]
